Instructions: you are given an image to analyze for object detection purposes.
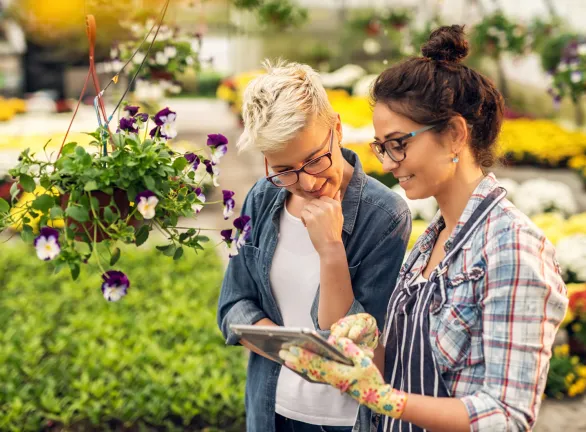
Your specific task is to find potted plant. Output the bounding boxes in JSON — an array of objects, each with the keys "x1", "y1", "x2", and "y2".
[
  {"x1": 566, "y1": 287, "x2": 586, "y2": 361},
  {"x1": 545, "y1": 343, "x2": 586, "y2": 399},
  {"x1": 0, "y1": 105, "x2": 251, "y2": 301},
  {"x1": 109, "y1": 19, "x2": 201, "y2": 106}
]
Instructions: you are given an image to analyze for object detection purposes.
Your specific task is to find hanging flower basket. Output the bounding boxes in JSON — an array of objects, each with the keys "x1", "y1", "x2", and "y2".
[
  {"x1": 0, "y1": 10, "x2": 251, "y2": 302},
  {"x1": 59, "y1": 188, "x2": 141, "y2": 243}
]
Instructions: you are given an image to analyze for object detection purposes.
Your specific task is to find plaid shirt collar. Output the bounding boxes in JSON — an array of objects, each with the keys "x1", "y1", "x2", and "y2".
[{"x1": 418, "y1": 173, "x2": 501, "y2": 254}]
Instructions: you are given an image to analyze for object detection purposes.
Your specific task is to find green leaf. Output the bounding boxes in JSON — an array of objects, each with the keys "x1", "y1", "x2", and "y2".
[
  {"x1": 84, "y1": 181, "x2": 99, "y2": 192},
  {"x1": 43, "y1": 139, "x2": 52, "y2": 152},
  {"x1": 21, "y1": 224, "x2": 34, "y2": 243},
  {"x1": 135, "y1": 225, "x2": 150, "y2": 246},
  {"x1": 50, "y1": 206, "x2": 64, "y2": 219},
  {"x1": 61, "y1": 142, "x2": 77, "y2": 156},
  {"x1": 172, "y1": 157, "x2": 188, "y2": 171},
  {"x1": 156, "y1": 244, "x2": 176, "y2": 256},
  {"x1": 110, "y1": 247, "x2": 121, "y2": 266},
  {"x1": 75, "y1": 146, "x2": 87, "y2": 157},
  {"x1": 173, "y1": 247, "x2": 184, "y2": 260},
  {"x1": 69, "y1": 263, "x2": 80, "y2": 280},
  {"x1": 0, "y1": 198, "x2": 9, "y2": 213},
  {"x1": 66, "y1": 206, "x2": 89, "y2": 222},
  {"x1": 10, "y1": 181, "x2": 19, "y2": 199},
  {"x1": 40, "y1": 175, "x2": 51, "y2": 189},
  {"x1": 19, "y1": 174, "x2": 35, "y2": 193},
  {"x1": 103, "y1": 206, "x2": 117, "y2": 224},
  {"x1": 31, "y1": 194, "x2": 55, "y2": 213},
  {"x1": 144, "y1": 175, "x2": 155, "y2": 191},
  {"x1": 198, "y1": 236, "x2": 210, "y2": 243}
]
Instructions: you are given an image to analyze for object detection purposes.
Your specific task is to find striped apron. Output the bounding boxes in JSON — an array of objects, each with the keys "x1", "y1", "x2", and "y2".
[{"x1": 378, "y1": 188, "x2": 506, "y2": 432}]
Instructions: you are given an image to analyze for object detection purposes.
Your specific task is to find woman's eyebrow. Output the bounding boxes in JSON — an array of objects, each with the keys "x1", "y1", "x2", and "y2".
[
  {"x1": 374, "y1": 130, "x2": 402, "y2": 141},
  {"x1": 271, "y1": 139, "x2": 329, "y2": 169}
]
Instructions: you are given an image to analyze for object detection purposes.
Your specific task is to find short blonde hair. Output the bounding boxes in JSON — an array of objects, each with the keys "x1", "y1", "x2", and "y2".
[{"x1": 237, "y1": 59, "x2": 337, "y2": 153}]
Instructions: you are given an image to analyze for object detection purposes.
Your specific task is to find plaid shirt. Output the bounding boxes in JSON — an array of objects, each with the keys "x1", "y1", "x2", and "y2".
[{"x1": 397, "y1": 173, "x2": 568, "y2": 431}]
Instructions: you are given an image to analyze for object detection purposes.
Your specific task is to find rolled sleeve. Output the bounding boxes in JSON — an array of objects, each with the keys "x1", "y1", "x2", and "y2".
[
  {"x1": 221, "y1": 299, "x2": 267, "y2": 345},
  {"x1": 461, "y1": 226, "x2": 568, "y2": 431}
]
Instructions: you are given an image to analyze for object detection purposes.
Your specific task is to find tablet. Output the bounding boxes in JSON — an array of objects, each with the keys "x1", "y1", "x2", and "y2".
[{"x1": 230, "y1": 325, "x2": 354, "y2": 369}]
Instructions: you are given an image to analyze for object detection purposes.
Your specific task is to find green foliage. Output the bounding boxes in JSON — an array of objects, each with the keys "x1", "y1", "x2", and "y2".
[
  {"x1": 113, "y1": 24, "x2": 199, "y2": 94},
  {"x1": 540, "y1": 32, "x2": 578, "y2": 72},
  {"x1": 0, "y1": 244, "x2": 247, "y2": 431},
  {"x1": 0, "y1": 114, "x2": 216, "y2": 282},
  {"x1": 470, "y1": 11, "x2": 528, "y2": 58}
]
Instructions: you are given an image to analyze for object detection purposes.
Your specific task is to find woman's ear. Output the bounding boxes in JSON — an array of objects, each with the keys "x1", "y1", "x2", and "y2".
[
  {"x1": 447, "y1": 116, "x2": 468, "y2": 154},
  {"x1": 335, "y1": 113, "x2": 343, "y2": 146}
]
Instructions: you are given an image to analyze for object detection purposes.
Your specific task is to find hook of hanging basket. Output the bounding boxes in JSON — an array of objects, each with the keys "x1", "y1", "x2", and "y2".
[{"x1": 57, "y1": 14, "x2": 114, "y2": 159}]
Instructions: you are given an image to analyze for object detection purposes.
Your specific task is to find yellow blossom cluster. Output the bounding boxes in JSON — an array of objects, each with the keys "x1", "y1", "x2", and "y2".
[
  {"x1": 497, "y1": 119, "x2": 586, "y2": 167},
  {"x1": 0, "y1": 97, "x2": 27, "y2": 122},
  {"x1": 530, "y1": 212, "x2": 586, "y2": 246},
  {"x1": 551, "y1": 344, "x2": 586, "y2": 398}
]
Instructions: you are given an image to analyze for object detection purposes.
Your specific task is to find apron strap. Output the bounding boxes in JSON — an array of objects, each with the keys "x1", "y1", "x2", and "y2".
[{"x1": 429, "y1": 187, "x2": 507, "y2": 313}]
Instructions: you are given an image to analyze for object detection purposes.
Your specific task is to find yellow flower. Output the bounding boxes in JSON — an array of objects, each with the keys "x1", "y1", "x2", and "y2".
[
  {"x1": 568, "y1": 378, "x2": 586, "y2": 397},
  {"x1": 531, "y1": 212, "x2": 566, "y2": 245},
  {"x1": 577, "y1": 365, "x2": 586, "y2": 378},
  {"x1": 216, "y1": 84, "x2": 236, "y2": 104},
  {"x1": 344, "y1": 143, "x2": 386, "y2": 175},
  {"x1": 573, "y1": 323, "x2": 583, "y2": 333},
  {"x1": 498, "y1": 119, "x2": 586, "y2": 165},
  {"x1": 10, "y1": 186, "x2": 64, "y2": 233},
  {"x1": 554, "y1": 344, "x2": 570, "y2": 357},
  {"x1": 563, "y1": 213, "x2": 586, "y2": 237},
  {"x1": 565, "y1": 372, "x2": 576, "y2": 385}
]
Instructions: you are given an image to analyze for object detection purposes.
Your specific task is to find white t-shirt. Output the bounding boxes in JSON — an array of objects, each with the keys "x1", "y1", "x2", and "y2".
[{"x1": 269, "y1": 204, "x2": 359, "y2": 426}]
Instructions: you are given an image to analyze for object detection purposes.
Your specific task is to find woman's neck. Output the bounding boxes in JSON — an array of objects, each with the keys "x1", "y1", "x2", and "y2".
[{"x1": 435, "y1": 168, "x2": 485, "y2": 236}]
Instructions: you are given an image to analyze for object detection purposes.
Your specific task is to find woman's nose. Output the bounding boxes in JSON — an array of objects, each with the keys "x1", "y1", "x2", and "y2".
[
  {"x1": 382, "y1": 153, "x2": 400, "y2": 173},
  {"x1": 298, "y1": 171, "x2": 317, "y2": 191}
]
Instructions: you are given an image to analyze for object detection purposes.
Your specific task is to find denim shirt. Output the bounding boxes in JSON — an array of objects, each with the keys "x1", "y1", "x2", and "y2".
[{"x1": 217, "y1": 149, "x2": 411, "y2": 432}]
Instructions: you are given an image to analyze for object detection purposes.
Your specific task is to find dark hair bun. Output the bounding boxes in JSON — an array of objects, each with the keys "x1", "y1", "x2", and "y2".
[{"x1": 421, "y1": 25, "x2": 469, "y2": 63}]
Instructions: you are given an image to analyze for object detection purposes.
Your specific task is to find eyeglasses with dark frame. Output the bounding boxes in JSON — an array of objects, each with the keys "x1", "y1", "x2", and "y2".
[
  {"x1": 265, "y1": 129, "x2": 334, "y2": 187},
  {"x1": 369, "y1": 124, "x2": 439, "y2": 163}
]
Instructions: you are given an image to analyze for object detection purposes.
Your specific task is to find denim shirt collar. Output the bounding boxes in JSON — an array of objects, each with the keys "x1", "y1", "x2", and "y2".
[{"x1": 268, "y1": 148, "x2": 367, "y2": 235}]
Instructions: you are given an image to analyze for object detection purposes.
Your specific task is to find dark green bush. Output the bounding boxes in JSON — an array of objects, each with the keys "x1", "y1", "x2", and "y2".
[{"x1": 0, "y1": 243, "x2": 246, "y2": 431}]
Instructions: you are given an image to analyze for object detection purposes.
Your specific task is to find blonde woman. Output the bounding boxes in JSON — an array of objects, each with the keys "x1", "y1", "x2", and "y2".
[{"x1": 217, "y1": 61, "x2": 412, "y2": 432}]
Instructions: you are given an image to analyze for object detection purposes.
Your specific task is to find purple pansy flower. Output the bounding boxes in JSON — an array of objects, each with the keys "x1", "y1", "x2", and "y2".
[
  {"x1": 118, "y1": 116, "x2": 139, "y2": 134},
  {"x1": 136, "y1": 113, "x2": 149, "y2": 123},
  {"x1": 222, "y1": 190, "x2": 235, "y2": 220},
  {"x1": 149, "y1": 107, "x2": 177, "y2": 140},
  {"x1": 220, "y1": 228, "x2": 239, "y2": 258},
  {"x1": 207, "y1": 133, "x2": 228, "y2": 164},
  {"x1": 221, "y1": 229, "x2": 233, "y2": 244},
  {"x1": 203, "y1": 159, "x2": 220, "y2": 186},
  {"x1": 34, "y1": 227, "x2": 61, "y2": 261},
  {"x1": 101, "y1": 270, "x2": 130, "y2": 302},
  {"x1": 135, "y1": 190, "x2": 159, "y2": 219},
  {"x1": 233, "y1": 215, "x2": 252, "y2": 249},
  {"x1": 184, "y1": 152, "x2": 200, "y2": 170},
  {"x1": 192, "y1": 187, "x2": 206, "y2": 213},
  {"x1": 124, "y1": 105, "x2": 140, "y2": 117}
]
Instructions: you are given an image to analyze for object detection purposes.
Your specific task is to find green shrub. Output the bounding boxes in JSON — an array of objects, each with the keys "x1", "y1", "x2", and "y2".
[{"x1": 0, "y1": 243, "x2": 246, "y2": 431}]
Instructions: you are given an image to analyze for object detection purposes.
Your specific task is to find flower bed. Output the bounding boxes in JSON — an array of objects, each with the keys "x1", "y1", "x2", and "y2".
[{"x1": 0, "y1": 244, "x2": 246, "y2": 431}]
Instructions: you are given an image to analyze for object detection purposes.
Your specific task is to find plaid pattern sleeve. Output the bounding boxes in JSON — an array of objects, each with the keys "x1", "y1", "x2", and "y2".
[{"x1": 460, "y1": 224, "x2": 568, "y2": 431}]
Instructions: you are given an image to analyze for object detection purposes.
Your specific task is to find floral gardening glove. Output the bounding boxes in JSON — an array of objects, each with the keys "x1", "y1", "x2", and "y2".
[
  {"x1": 279, "y1": 336, "x2": 407, "y2": 419},
  {"x1": 330, "y1": 313, "x2": 380, "y2": 355}
]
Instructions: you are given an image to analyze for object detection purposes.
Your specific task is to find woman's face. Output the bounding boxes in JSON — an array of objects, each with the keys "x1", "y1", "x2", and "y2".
[
  {"x1": 264, "y1": 117, "x2": 344, "y2": 200},
  {"x1": 372, "y1": 102, "x2": 456, "y2": 200}
]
